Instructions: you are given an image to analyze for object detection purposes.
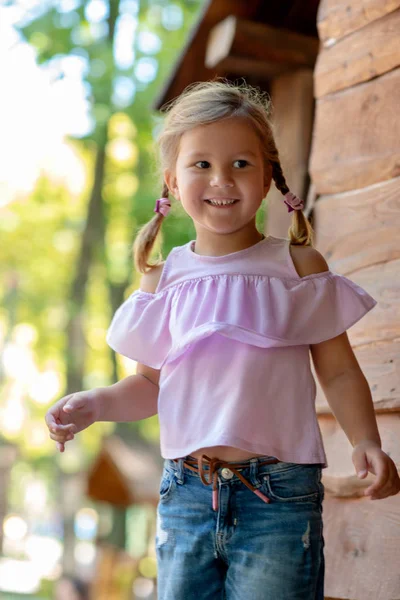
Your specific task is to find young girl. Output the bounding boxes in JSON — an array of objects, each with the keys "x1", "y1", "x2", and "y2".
[{"x1": 46, "y1": 80, "x2": 400, "y2": 599}]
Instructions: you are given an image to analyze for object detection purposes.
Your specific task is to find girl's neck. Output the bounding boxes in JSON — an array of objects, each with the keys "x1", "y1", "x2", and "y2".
[{"x1": 193, "y1": 227, "x2": 264, "y2": 257}]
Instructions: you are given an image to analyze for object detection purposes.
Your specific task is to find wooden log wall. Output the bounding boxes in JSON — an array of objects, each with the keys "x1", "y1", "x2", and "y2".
[
  {"x1": 308, "y1": 2, "x2": 400, "y2": 599},
  {"x1": 266, "y1": 69, "x2": 314, "y2": 238}
]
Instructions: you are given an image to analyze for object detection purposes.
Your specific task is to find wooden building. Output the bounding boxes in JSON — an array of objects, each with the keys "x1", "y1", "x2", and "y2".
[
  {"x1": 87, "y1": 435, "x2": 163, "y2": 508},
  {"x1": 155, "y1": 1, "x2": 400, "y2": 599}
]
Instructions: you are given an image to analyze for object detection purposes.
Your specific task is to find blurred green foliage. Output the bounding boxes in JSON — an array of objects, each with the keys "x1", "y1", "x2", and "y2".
[{"x1": 0, "y1": 2, "x2": 202, "y2": 542}]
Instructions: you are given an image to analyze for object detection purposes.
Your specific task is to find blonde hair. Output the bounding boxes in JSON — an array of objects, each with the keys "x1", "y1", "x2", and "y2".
[{"x1": 134, "y1": 79, "x2": 314, "y2": 273}]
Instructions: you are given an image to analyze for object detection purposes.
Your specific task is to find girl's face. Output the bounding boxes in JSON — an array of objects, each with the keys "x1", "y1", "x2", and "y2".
[{"x1": 164, "y1": 117, "x2": 271, "y2": 238}]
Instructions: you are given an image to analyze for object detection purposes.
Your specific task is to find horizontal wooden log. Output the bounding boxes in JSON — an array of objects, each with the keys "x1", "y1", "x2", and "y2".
[
  {"x1": 319, "y1": 412, "x2": 400, "y2": 497},
  {"x1": 315, "y1": 8, "x2": 400, "y2": 97},
  {"x1": 315, "y1": 339, "x2": 400, "y2": 414},
  {"x1": 314, "y1": 176, "x2": 400, "y2": 275},
  {"x1": 323, "y1": 493, "x2": 400, "y2": 599},
  {"x1": 309, "y1": 68, "x2": 400, "y2": 194},
  {"x1": 323, "y1": 496, "x2": 400, "y2": 600},
  {"x1": 317, "y1": 0, "x2": 400, "y2": 45},
  {"x1": 346, "y1": 258, "x2": 400, "y2": 347},
  {"x1": 205, "y1": 16, "x2": 319, "y2": 73}
]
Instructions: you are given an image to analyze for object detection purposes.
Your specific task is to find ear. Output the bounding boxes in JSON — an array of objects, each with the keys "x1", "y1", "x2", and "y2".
[{"x1": 164, "y1": 169, "x2": 180, "y2": 201}]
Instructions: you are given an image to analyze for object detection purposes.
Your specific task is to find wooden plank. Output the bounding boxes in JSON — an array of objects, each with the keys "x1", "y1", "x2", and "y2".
[
  {"x1": 315, "y1": 8, "x2": 400, "y2": 97},
  {"x1": 315, "y1": 339, "x2": 400, "y2": 415},
  {"x1": 205, "y1": 16, "x2": 319, "y2": 72},
  {"x1": 319, "y1": 412, "x2": 400, "y2": 497},
  {"x1": 314, "y1": 176, "x2": 400, "y2": 275},
  {"x1": 323, "y1": 494, "x2": 400, "y2": 600},
  {"x1": 343, "y1": 259, "x2": 400, "y2": 347},
  {"x1": 309, "y1": 68, "x2": 400, "y2": 195},
  {"x1": 266, "y1": 69, "x2": 314, "y2": 238},
  {"x1": 317, "y1": 0, "x2": 400, "y2": 45},
  {"x1": 205, "y1": 56, "x2": 290, "y2": 80}
]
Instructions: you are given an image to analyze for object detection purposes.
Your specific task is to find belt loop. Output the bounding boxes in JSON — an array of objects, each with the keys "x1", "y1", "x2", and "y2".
[
  {"x1": 176, "y1": 457, "x2": 184, "y2": 485},
  {"x1": 249, "y1": 457, "x2": 260, "y2": 488}
]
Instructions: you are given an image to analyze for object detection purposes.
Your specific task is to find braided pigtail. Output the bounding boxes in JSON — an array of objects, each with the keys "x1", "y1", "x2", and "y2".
[
  {"x1": 270, "y1": 156, "x2": 314, "y2": 247},
  {"x1": 133, "y1": 182, "x2": 170, "y2": 274}
]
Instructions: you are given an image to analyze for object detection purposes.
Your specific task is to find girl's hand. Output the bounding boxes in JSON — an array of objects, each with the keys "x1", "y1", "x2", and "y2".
[
  {"x1": 352, "y1": 440, "x2": 400, "y2": 500},
  {"x1": 45, "y1": 389, "x2": 102, "y2": 453}
]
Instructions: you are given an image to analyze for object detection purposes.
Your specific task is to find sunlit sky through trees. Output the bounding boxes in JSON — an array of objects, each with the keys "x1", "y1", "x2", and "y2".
[{"x1": 0, "y1": 0, "x2": 186, "y2": 205}]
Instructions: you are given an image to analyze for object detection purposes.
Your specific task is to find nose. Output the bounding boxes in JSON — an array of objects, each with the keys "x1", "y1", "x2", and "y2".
[{"x1": 210, "y1": 169, "x2": 234, "y2": 188}]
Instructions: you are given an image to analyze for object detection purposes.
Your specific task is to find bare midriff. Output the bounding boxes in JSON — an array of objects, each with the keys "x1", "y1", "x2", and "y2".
[{"x1": 189, "y1": 445, "x2": 268, "y2": 462}]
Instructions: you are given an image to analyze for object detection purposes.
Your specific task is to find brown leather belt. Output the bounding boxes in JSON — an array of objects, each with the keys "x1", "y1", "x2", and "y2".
[{"x1": 174, "y1": 454, "x2": 280, "y2": 511}]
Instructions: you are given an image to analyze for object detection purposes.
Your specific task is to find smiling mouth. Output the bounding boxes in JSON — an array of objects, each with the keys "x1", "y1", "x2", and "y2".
[{"x1": 205, "y1": 198, "x2": 239, "y2": 207}]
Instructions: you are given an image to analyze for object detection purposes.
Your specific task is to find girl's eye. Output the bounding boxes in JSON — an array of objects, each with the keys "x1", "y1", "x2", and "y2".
[
  {"x1": 195, "y1": 161, "x2": 210, "y2": 169},
  {"x1": 233, "y1": 160, "x2": 249, "y2": 168}
]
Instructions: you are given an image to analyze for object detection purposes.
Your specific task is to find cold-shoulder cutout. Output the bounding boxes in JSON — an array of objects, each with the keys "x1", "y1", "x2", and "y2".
[{"x1": 289, "y1": 245, "x2": 330, "y2": 279}]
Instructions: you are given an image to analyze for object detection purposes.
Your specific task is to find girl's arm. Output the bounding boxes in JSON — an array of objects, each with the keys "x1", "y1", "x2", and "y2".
[
  {"x1": 291, "y1": 245, "x2": 399, "y2": 500},
  {"x1": 97, "y1": 262, "x2": 165, "y2": 422},
  {"x1": 290, "y1": 244, "x2": 381, "y2": 446},
  {"x1": 310, "y1": 332, "x2": 381, "y2": 447},
  {"x1": 96, "y1": 371, "x2": 159, "y2": 422},
  {"x1": 47, "y1": 372, "x2": 159, "y2": 452},
  {"x1": 48, "y1": 263, "x2": 166, "y2": 449}
]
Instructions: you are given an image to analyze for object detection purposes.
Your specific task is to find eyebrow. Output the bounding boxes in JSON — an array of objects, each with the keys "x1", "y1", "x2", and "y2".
[{"x1": 185, "y1": 150, "x2": 259, "y2": 158}]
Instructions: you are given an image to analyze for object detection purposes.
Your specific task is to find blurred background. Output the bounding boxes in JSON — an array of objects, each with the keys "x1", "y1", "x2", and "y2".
[
  {"x1": 2, "y1": 0, "x2": 400, "y2": 598},
  {"x1": 0, "y1": 0, "x2": 203, "y2": 598}
]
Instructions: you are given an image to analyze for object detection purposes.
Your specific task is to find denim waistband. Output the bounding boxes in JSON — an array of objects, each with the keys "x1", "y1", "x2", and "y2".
[{"x1": 168, "y1": 453, "x2": 282, "y2": 512}]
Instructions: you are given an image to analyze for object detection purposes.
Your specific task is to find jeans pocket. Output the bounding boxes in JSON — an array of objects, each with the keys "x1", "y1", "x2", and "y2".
[
  {"x1": 159, "y1": 468, "x2": 176, "y2": 501},
  {"x1": 261, "y1": 465, "x2": 322, "y2": 503}
]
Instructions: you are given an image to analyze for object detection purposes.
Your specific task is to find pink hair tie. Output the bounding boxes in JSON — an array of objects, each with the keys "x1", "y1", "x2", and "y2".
[
  {"x1": 283, "y1": 191, "x2": 304, "y2": 213},
  {"x1": 154, "y1": 197, "x2": 171, "y2": 217}
]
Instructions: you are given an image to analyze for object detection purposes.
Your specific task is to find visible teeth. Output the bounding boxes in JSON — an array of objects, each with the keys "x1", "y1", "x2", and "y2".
[{"x1": 208, "y1": 199, "x2": 236, "y2": 206}]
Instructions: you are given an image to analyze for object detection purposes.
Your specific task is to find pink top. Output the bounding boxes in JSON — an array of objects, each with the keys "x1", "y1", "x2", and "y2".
[{"x1": 106, "y1": 235, "x2": 377, "y2": 467}]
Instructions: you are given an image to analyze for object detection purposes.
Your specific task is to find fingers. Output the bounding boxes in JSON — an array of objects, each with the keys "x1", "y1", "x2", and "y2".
[
  {"x1": 63, "y1": 398, "x2": 85, "y2": 413},
  {"x1": 49, "y1": 423, "x2": 76, "y2": 446},
  {"x1": 49, "y1": 423, "x2": 77, "y2": 435},
  {"x1": 374, "y1": 467, "x2": 399, "y2": 499},
  {"x1": 362, "y1": 454, "x2": 387, "y2": 491},
  {"x1": 45, "y1": 394, "x2": 75, "y2": 428},
  {"x1": 364, "y1": 462, "x2": 399, "y2": 500},
  {"x1": 46, "y1": 393, "x2": 83, "y2": 452},
  {"x1": 49, "y1": 430, "x2": 74, "y2": 443},
  {"x1": 45, "y1": 411, "x2": 58, "y2": 430}
]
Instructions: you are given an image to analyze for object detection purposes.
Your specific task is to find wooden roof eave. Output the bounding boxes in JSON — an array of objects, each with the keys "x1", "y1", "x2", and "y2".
[
  {"x1": 152, "y1": 0, "x2": 270, "y2": 110},
  {"x1": 153, "y1": 0, "x2": 320, "y2": 110},
  {"x1": 205, "y1": 16, "x2": 319, "y2": 81},
  {"x1": 87, "y1": 436, "x2": 163, "y2": 507}
]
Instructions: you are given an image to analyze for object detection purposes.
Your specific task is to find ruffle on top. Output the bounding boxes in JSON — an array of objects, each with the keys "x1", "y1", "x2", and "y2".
[
  {"x1": 107, "y1": 271, "x2": 376, "y2": 369},
  {"x1": 106, "y1": 271, "x2": 377, "y2": 369}
]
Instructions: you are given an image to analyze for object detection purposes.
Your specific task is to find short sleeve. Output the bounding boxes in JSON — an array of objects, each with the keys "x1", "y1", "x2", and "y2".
[
  {"x1": 106, "y1": 290, "x2": 173, "y2": 369},
  {"x1": 105, "y1": 271, "x2": 378, "y2": 369},
  {"x1": 266, "y1": 271, "x2": 377, "y2": 345}
]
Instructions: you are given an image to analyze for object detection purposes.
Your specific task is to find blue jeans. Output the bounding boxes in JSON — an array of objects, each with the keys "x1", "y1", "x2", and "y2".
[{"x1": 156, "y1": 455, "x2": 325, "y2": 600}]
